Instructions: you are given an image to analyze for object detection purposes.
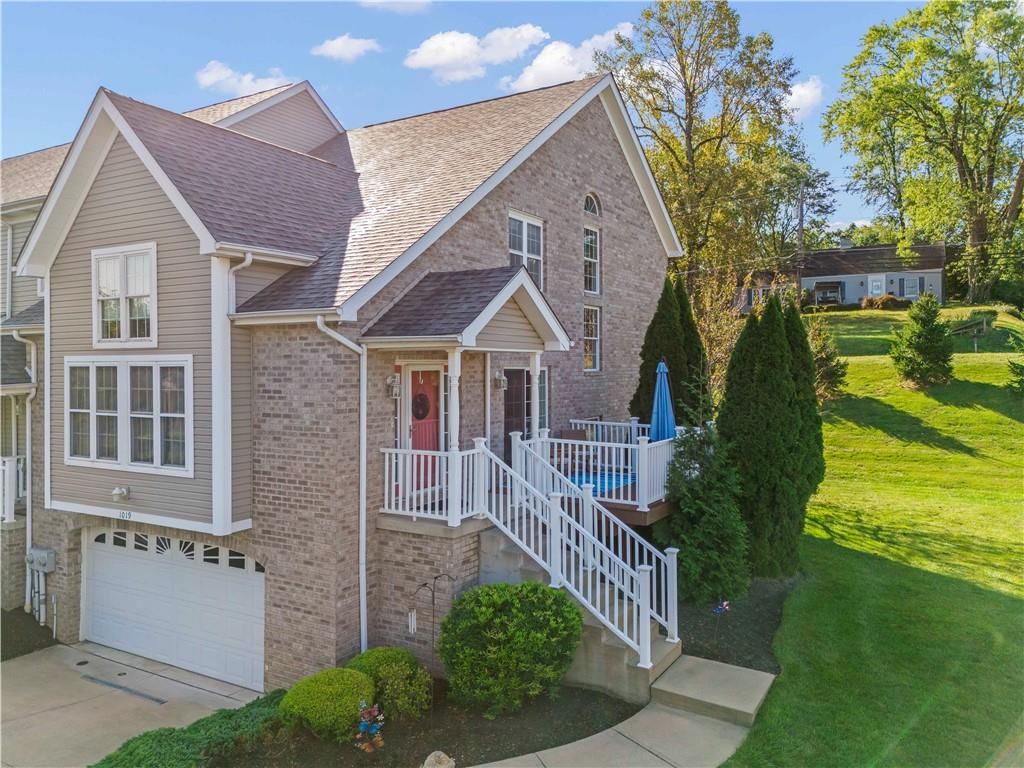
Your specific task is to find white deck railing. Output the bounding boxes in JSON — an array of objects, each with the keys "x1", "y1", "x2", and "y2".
[
  {"x1": 569, "y1": 418, "x2": 650, "y2": 444},
  {"x1": 526, "y1": 431, "x2": 676, "y2": 511},
  {"x1": 1, "y1": 455, "x2": 26, "y2": 523},
  {"x1": 380, "y1": 440, "x2": 677, "y2": 666}
]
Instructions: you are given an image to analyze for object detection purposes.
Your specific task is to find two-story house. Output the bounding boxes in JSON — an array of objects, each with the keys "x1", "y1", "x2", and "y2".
[{"x1": 1, "y1": 75, "x2": 684, "y2": 698}]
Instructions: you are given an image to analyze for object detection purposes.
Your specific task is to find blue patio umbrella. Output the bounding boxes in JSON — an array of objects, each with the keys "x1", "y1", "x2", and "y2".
[{"x1": 650, "y1": 360, "x2": 676, "y2": 442}]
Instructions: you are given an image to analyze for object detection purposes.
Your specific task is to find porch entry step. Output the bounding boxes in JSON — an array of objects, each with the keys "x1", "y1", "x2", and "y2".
[{"x1": 650, "y1": 655, "x2": 775, "y2": 727}]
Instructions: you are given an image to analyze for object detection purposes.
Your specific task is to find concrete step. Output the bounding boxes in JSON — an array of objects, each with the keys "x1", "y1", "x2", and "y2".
[
  {"x1": 566, "y1": 626, "x2": 680, "y2": 705},
  {"x1": 651, "y1": 655, "x2": 775, "y2": 727}
]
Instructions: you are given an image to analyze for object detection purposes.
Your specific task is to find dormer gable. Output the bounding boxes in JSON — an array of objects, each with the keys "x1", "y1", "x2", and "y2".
[{"x1": 218, "y1": 82, "x2": 343, "y2": 153}]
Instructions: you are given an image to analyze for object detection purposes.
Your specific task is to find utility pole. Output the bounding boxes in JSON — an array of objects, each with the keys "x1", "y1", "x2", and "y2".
[{"x1": 797, "y1": 181, "x2": 806, "y2": 257}]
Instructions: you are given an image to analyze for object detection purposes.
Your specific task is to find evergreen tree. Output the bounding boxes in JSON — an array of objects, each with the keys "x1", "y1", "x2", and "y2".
[
  {"x1": 674, "y1": 276, "x2": 711, "y2": 423},
  {"x1": 889, "y1": 293, "x2": 953, "y2": 385},
  {"x1": 784, "y1": 300, "x2": 825, "y2": 512},
  {"x1": 630, "y1": 277, "x2": 688, "y2": 422},
  {"x1": 806, "y1": 316, "x2": 848, "y2": 401},
  {"x1": 653, "y1": 425, "x2": 749, "y2": 605},
  {"x1": 718, "y1": 296, "x2": 800, "y2": 576}
]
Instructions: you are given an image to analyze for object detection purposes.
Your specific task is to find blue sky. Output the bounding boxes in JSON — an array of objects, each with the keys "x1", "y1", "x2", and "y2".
[{"x1": 2, "y1": 1, "x2": 919, "y2": 225}]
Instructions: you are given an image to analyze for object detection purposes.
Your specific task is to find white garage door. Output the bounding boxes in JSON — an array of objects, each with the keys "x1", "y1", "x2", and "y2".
[{"x1": 83, "y1": 528, "x2": 265, "y2": 691}]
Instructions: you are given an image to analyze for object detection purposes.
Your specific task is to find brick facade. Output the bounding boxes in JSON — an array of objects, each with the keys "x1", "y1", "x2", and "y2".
[{"x1": 19, "y1": 91, "x2": 668, "y2": 691}]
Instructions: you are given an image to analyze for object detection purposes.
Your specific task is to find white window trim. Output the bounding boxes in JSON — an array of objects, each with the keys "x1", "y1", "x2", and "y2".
[
  {"x1": 508, "y1": 210, "x2": 544, "y2": 291},
  {"x1": 63, "y1": 354, "x2": 194, "y2": 478},
  {"x1": 584, "y1": 225, "x2": 601, "y2": 295},
  {"x1": 583, "y1": 305, "x2": 601, "y2": 372},
  {"x1": 91, "y1": 242, "x2": 158, "y2": 348}
]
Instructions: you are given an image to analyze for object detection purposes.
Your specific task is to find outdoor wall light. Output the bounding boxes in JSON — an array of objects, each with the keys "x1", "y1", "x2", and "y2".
[
  {"x1": 111, "y1": 486, "x2": 130, "y2": 502},
  {"x1": 494, "y1": 370, "x2": 508, "y2": 391},
  {"x1": 386, "y1": 374, "x2": 401, "y2": 399}
]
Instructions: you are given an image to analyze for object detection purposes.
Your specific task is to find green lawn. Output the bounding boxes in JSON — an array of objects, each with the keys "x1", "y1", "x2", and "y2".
[{"x1": 727, "y1": 309, "x2": 1024, "y2": 767}]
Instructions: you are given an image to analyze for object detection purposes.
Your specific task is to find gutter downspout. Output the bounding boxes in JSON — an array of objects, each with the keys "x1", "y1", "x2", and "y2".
[
  {"x1": 315, "y1": 315, "x2": 368, "y2": 653},
  {"x1": 12, "y1": 330, "x2": 37, "y2": 613},
  {"x1": 228, "y1": 253, "x2": 254, "y2": 311}
]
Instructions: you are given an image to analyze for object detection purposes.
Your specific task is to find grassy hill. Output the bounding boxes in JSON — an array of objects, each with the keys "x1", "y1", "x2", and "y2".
[{"x1": 728, "y1": 308, "x2": 1024, "y2": 767}]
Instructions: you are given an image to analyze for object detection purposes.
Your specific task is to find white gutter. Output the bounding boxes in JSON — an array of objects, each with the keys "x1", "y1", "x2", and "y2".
[
  {"x1": 228, "y1": 253, "x2": 254, "y2": 311},
  {"x1": 11, "y1": 330, "x2": 37, "y2": 613},
  {"x1": 315, "y1": 315, "x2": 368, "y2": 653}
]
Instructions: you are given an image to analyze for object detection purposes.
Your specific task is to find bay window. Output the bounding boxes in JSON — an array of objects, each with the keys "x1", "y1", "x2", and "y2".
[
  {"x1": 92, "y1": 243, "x2": 157, "y2": 347},
  {"x1": 64, "y1": 355, "x2": 192, "y2": 476}
]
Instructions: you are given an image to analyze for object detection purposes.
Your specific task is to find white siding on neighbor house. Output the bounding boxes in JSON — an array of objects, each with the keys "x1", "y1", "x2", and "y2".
[
  {"x1": 228, "y1": 91, "x2": 339, "y2": 153},
  {"x1": 476, "y1": 296, "x2": 544, "y2": 350},
  {"x1": 801, "y1": 269, "x2": 943, "y2": 304},
  {"x1": 49, "y1": 135, "x2": 214, "y2": 526}
]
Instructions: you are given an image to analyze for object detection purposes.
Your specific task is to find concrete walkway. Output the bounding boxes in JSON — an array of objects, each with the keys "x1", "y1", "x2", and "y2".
[
  {"x1": 1, "y1": 642, "x2": 256, "y2": 768},
  {"x1": 480, "y1": 656, "x2": 774, "y2": 768}
]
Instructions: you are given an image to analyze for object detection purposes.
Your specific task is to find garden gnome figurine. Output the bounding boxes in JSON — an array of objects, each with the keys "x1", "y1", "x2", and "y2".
[{"x1": 423, "y1": 751, "x2": 455, "y2": 768}]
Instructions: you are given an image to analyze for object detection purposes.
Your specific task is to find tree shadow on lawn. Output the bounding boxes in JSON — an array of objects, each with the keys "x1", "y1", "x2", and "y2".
[
  {"x1": 924, "y1": 378, "x2": 1024, "y2": 426},
  {"x1": 824, "y1": 394, "x2": 977, "y2": 455},
  {"x1": 730, "y1": 536, "x2": 1024, "y2": 768},
  {"x1": 808, "y1": 504, "x2": 1023, "y2": 598}
]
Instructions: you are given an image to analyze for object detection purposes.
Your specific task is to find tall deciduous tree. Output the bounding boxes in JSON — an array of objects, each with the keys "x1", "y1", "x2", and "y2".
[
  {"x1": 674, "y1": 276, "x2": 711, "y2": 422},
  {"x1": 630, "y1": 277, "x2": 688, "y2": 422},
  {"x1": 824, "y1": 0, "x2": 1024, "y2": 301}
]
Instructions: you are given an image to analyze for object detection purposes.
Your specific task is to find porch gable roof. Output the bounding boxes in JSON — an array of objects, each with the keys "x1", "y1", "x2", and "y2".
[{"x1": 361, "y1": 266, "x2": 570, "y2": 351}]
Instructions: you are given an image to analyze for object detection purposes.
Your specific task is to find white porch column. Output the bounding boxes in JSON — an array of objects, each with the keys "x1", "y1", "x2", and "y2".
[
  {"x1": 484, "y1": 353, "x2": 491, "y2": 446},
  {"x1": 529, "y1": 351, "x2": 542, "y2": 439},
  {"x1": 447, "y1": 348, "x2": 462, "y2": 449}
]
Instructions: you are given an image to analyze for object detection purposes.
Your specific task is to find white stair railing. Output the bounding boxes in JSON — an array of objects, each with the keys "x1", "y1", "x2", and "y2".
[
  {"x1": 511, "y1": 432, "x2": 678, "y2": 643},
  {"x1": 569, "y1": 418, "x2": 650, "y2": 444},
  {"x1": 474, "y1": 441, "x2": 654, "y2": 666}
]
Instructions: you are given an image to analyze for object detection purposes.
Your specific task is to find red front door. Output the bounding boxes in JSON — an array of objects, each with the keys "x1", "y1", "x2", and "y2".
[{"x1": 409, "y1": 369, "x2": 441, "y2": 451}]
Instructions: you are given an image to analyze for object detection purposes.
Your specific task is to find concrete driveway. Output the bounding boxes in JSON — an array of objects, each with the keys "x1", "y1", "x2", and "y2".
[{"x1": 1, "y1": 642, "x2": 258, "y2": 768}]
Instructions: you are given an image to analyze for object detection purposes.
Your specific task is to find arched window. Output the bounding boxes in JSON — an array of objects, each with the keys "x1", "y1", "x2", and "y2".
[{"x1": 584, "y1": 194, "x2": 600, "y2": 216}]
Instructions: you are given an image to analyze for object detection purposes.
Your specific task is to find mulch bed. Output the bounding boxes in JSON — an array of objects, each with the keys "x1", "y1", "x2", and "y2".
[
  {"x1": 678, "y1": 576, "x2": 802, "y2": 674},
  {"x1": 212, "y1": 683, "x2": 641, "y2": 768},
  {"x1": 1, "y1": 608, "x2": 57, "y2": 661}
]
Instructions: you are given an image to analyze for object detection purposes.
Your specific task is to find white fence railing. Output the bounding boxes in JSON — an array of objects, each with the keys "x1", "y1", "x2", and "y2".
[
  {"x1": 569, "y1": 418, "x2": 650, "y2": 445},
  {"x1": 1, "y1": 455, "x2": 26, "y2": 523},
  {"x1": 512, "y1": 433, "x2": 677, "y2": 641},
  {"x1": 380, "y1": 440, "x2": 679, "y2": 666},
  {"x1": 526, "y1": 431, "x2": 675, "y2": 511}
]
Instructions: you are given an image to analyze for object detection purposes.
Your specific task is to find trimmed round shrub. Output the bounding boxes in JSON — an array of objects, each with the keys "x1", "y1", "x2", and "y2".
[
  {"x1": 278, "y1": 668, "x2": 374, "y2": 741},
  {"x1": 346, "y1": 647, "x2": 431, "y2": 720},
  {"x1": 438, "y1": 581, "x2": 583, "y2": 718}
]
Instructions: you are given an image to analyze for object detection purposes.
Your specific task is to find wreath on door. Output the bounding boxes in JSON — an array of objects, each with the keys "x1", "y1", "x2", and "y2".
[{"x1": 412, "y1": 393, "x2": 431, "y2": 420}]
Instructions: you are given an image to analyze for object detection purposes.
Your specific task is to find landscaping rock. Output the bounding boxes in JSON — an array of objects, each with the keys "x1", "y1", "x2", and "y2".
[{"x1": 423, "y1": 750, "x2": 455, "y2": 768}]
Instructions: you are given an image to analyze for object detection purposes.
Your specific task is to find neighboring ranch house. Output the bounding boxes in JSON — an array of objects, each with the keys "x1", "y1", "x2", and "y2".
[
  {"x1": 0, "y1": 76, "x2": 684, "y2": 698},
  {"x1": 737, "y1": 243, "x2": 947, "y2": 310}
]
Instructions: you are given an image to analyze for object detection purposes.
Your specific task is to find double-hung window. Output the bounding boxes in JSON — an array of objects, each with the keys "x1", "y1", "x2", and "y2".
[
  {"x1": 92, "y1": 243, "x2": 157, "y2": 347},
  {"x1": 65, "y1": 355, "x2": 192, "y2": 476},
  {"x1": 583, "y1": 306, "x2": 601, "y2": 371},
  {"x1": 584, "y1": 226, "x2": 600, "y2": 294},
  {"x1": 508, "y1": 212, "x2": 543, "y2": 289}
]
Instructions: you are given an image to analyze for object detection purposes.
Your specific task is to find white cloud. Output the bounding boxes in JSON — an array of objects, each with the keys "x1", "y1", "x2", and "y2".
[
  {"x1": 195, "y1": 60, "x2": 292, "y2": 97},
  {"x1": 501, "y1": 23, "x2": 632, "y2": 93},
  {"x1": 404, "y1": 24, "x2": 549, "y2": 83},
  {"x1": 360, "y1": 0, "x2": 430, "y2": 13},
  {"x1": 785, "y1": 75, "x2": 824, "y2": 121},
  {"x1": 311, "y1": 33, "x2": 382, "y2": 62},
  {"x1": 828, "y1": 219, "x2": 872, "y2": 230}
]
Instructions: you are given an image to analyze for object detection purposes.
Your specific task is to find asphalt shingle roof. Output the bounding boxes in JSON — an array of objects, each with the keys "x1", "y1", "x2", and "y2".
[
  {"x1": 364, "y1": 266, "x2": 523, "y2": 338},
  {"x1": 1, "y1": 335, "x2": 30, "y2": 387},
  {"x1": 3, "y1": 300, "x2": 44, "y2": 328},
  {"x1": 1, "y1": 85, "x2": 294, "y2": 205},
  {"x1": 798, "y1": 244, "x2": 946, "y2": 277}
]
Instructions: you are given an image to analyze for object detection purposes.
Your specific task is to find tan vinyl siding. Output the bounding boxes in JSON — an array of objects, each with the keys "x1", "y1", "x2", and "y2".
[
  {"x1": 49, "y1": 135, "x2": 213, "y2": 525},
  {"x1": 10, "y1": 220, "x2": 40, "y2": 314},
  {"x1": 235, "y1": 262, "x2": 292, "y2": 306},
  {"x1": 232, "y1": 325, "x2": 253, "y2": 523},
  {"x1": 229, "y1": 91, "x2": 339, "y2": 153},
  {"x1": 476, "y1": 297, "x2": 543, "y2": 350}
]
